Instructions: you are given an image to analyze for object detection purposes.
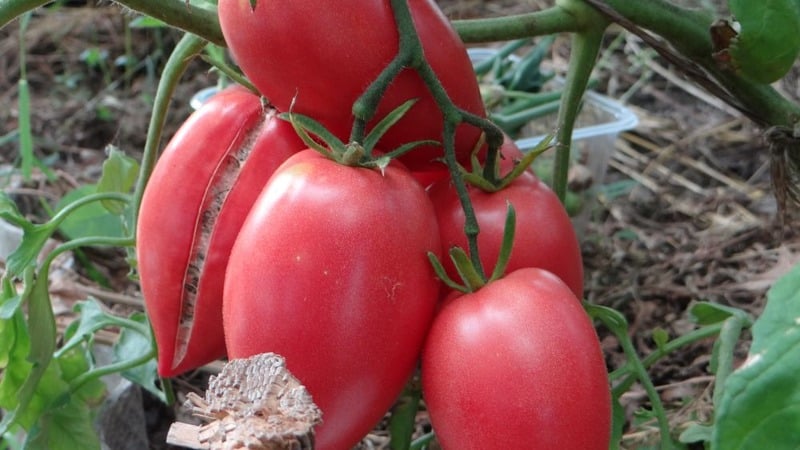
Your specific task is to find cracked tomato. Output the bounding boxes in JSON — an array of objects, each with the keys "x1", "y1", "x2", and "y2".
[{"x1": 136, "y1": 86, "x2": 304, "y2": 377}]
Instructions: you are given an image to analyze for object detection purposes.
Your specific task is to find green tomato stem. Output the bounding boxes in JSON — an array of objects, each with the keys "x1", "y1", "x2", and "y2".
[
  {"x1": 552, "y1": 22, "x2": 606, "y2": 202},
  {"x1": 608, "y1": 322, "x2": 725, "y2": 386},
  {"x1": 452, "y1": 7, "x2": 581, "y2": 42},
  {"x1": 115, "y1": 0, "x2": 225, "y2": 46},
  {"x1": 710, "y1": 315, "x2": 747, "y2": 410},
  {"x1": 587, "y1": 304, "x2": 677, "y2": 449},
  {"x1": 47, "y1": 192, "x2": 131, "y2": 231},
  {"x1": 131, "y1": 33, "x2": 207, "y2": 237}
]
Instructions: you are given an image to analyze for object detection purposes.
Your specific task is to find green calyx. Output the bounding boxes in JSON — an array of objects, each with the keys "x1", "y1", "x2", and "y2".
[
  {"x1": 461, "y1": 133, "x2": 554, "y2": 193},
  {"x1": 428, "y1": 202, "x2": 517, "y2": 293},
  {"x1": 282, "y1": 98, "x2": 437, "y2": 170}
]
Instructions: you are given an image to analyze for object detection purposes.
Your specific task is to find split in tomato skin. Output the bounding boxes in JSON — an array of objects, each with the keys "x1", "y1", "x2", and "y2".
[
  {"x1": 223, "y1": 149, "x2": 443, "y2": 450},
  {"x1": 422, "y1": 268, "x2": 611, "y2": 450},
  {"x1": 218, "y1": 0, "x2": 488, "y2": 170},
  {"x1": 136, "y1": 86, "x2": 304, "y2": 377}
]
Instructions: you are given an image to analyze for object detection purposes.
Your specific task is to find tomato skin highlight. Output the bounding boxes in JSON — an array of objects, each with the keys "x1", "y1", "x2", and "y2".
[
  {"x1": 422, "y1": 268, "x2": 611, "y2": 450},
  {"x1": 428, "y1": 167, "x2": 584, "y2": 299},
  {"x1": 136, "y1": 86, "x2": 304, "y2": 377},
  {"x1": 223, "y1": 150, "x2": 442, "y2": 450},
  {"x1": 217, "y1": 0, "x2": 487, "y2": 170}
]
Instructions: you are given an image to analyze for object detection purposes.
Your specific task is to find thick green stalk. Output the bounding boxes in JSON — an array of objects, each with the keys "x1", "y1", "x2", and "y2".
[
  {"x1": 131, "y1": 33, "x2": 207, "y2": 233},
  {"x1": 113, "y1": 0, "x2": 225, "y2": 46},
  {"x1": 453, "y1": 7, "x2": 581, "y2": 43},
  {"x1": 552, "y1": 19, "x2": 607, "y2": 201}
]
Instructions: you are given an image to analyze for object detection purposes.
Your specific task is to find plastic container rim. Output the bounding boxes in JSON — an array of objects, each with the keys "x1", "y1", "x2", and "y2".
[{"x1": 466, "y1": 47, "x2": 639, "y2": 151}]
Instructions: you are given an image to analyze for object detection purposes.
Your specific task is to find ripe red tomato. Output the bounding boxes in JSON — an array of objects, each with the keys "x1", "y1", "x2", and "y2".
[
  {"x1": 136, "y1": 86, "x2": 304, "y2": 377},
  {"x1": 422, "y1": 268, "x2": 611, "y2": 449},
  {"x1": 223, "y1": 149, "x2": 442, "y2": 450},
  {"x1": 217, "y1": 0, "x2": 487, "y2": 170},
  {"x1": 428, "y1": 163, "x2": 584, "y2": 299}
]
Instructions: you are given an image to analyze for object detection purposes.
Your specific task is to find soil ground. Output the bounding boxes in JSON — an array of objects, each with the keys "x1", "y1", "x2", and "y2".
[{"x1": 1, "y1": 1, "x2": 799, "y2": 449}]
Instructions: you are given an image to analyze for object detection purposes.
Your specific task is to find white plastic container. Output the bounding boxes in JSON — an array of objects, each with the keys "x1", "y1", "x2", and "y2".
[{"x1": 469, "y1": 47, "x2": 638, "y2": 234}]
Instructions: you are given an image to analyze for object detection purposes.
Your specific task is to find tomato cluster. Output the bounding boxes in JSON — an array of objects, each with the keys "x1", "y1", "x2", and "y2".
[{"x1": 136, "y1": 1, "x2": 610, "y2": 449}]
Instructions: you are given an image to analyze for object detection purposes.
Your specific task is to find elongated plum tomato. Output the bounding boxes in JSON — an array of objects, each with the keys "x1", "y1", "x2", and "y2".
[
  {"x1": 217, "y1": 0, "x2": 487, "y2": 170},
  {"x1": 136, "y1": 86, "x2": 304, "y2": 377},
  {"x1": 223, "y1": 150, "x2": 442, "y2": 450},
  {"x1": 422, "y1": 268, "x2": 611, "y2": 449},
  {"x1": 428, "y1": 151, "x2": 584, "y2": 298}
]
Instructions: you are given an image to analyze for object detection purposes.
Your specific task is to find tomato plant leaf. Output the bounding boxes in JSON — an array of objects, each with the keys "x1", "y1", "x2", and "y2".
[
  {"x1": 689, "y1": 301, "x2": 750, "y2": 325},
  {"x1": 712, "y1": 262, "x2": 800, "y2": 449},
  {"x1": 58, "y1": 300, "x2": 121, "y2": 357},
  {"x1": 0, "y1": 310, "x2": 32, "y2": 414},
  {"x1": 96, "y1": 146, "x2": 137, "y2": 215},
  {"x1": 0, "y1": 195, "x2": 54, "y2": 278},
  {"x1": 114, "y1": 312, "x2": 163, "y2": 402},
  {"x1": 54, "y1": 185, "x2": 126, "y2": 241},
  {"x1": 652, "y1": 327, "x2": 669, "y2": 352},
  {"x1": 24, "y1": 393, "x2": 101, "y2": 450}
]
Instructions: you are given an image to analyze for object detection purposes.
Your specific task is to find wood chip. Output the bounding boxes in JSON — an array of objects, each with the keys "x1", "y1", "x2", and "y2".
[{"x1": 167, "y1": 353, "x2": 322, "y2": 450}]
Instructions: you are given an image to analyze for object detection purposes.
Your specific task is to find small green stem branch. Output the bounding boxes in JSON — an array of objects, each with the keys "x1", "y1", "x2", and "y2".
[
  {"x1": 710, "y1": 316, "x2": 747, "y2": 409},
  {"x1": 357, "y1": 0, "x2": 511, "y2": 281},
  {"x1": 48, "y1": 193, "x2": 130, "y2": 228},
  {"x1": 609, "y1": 322, "x2": 725, "y2": 387},
  {"x1": 617, "y1": 327, "x2": 677, "y2": 449},
  {"x1": 588, "y1": 304, "x2": 678, "y2": 449},
  {"x1": 131, "y1": 33, "x2": 207, "y2": 233}
]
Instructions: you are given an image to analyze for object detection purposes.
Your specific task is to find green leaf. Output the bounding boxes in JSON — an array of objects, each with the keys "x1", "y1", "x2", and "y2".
[
  {"x1": 0, "y1": 193, "x2": 26, "y2": 228},
  {"x1": 0, "y1": 311, "x2": 32, "y2": 412},
  {"x1": 3, "y1": 225, "x2": 52, "y2": 279},
  {"x1": 114, "y1": 312, "x2": 163, "y2": 402},
  {"x1": 0, "y1": 195, "x2": 54, "y2": 278},
  {"x1": 57, "y1": 300, "x2": 120, "y2": 356},
  {"x1": 24, "y1": 393, "x2": 101, "y2": 450},
  {"x1": 689, "y1": 301, "x2": 750, "y2": 325},
  {"x1": 56, "y1": 346, "x2": 105, "y2": 406},
  {"x1": 652, "y1": 327, "x2": 669, "y2": 352},
  {"x1": 54, "y1": 185, "x2": 126, "y2": 241},
  {"x1": 680, "y1": 423, "x2": 713, "y2": 444},
  {"x1": 96, "y1": 146, "x2": 138, "y2": 215},
  {"x1": 712, "y1": 263, "x2": 800, "y2": 449}
]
